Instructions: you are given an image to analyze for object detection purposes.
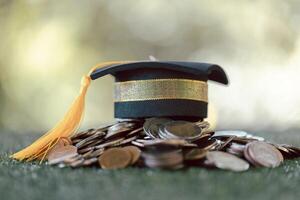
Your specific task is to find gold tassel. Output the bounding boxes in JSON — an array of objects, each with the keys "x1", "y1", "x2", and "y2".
[{"x1": 11, "y1": 61, "x2": 129, "y2": 162}]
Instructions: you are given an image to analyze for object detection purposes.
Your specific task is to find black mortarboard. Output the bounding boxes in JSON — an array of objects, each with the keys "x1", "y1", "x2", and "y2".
[
  {"x1": 11, "y1": 60, "x2": 228, "y2": 161},
  {"x1": 90, "y1": 61, "x2": 228, "y2": 120}
]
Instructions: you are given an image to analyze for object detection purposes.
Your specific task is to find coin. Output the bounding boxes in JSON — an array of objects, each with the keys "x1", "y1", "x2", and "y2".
[
  {"x1": 107, "y1": 122, "x2": 136, "y2": 133},
  {"x1": 60, "y1": 137, "x2": 72, "y2": 146},
  {"x1": 115, "y1": 118, "x2": 143, "y2": 123},
  {"x1": 122, "y1": 146, "x2": 141, "y2": 165},
  {"x1": 127, "y1": 127, "x2": 143, "y2": 137},
  {"x1": 78, "y1": 146, "x2": 95, "y2": 154},
  {"x1": 213, "y1": 130, "x2": 248, "y2": 138},
  {"x1": 161, "y1": 121, "x2": 202, "y2": 140},
  {"x1": 131, "y1": 141, "x2": 145, "y2": 148},
  {"x1": 226, "y1": 143, "x2": 245, "y2": 157},
  {"x1": 83, "y1": 158, "x2": 98, "y2": 166},
  {"x1": 141, "y1": 139, "x2": 191, "y2": 147},
  {"x1": 70, "y1": 158, "x2": 84, "y2": 168},
  {"x1": 117, "y1": 136, "x2": 138, "y2": 146},
  {"x1": 63, "y1": 154, "x2": 82, "y2": 164},
  {"x1": 244, "y1": 141, "x2": 283, "y2": 168},
  {"x1": 47, "y1": 145, "x2": 78, "y2": 165},
  {"x1": 143, "y1": 118, "x2": 173, "y2": 138},
  {"x1": 281, "y1": 144, "x2": 300, "y2": 158},
  {"x1": 86, "y1": 148, "x2": 104, "y2": 158},
  {"x1": 271, "y1": 143, "x2": 291, "y2": 159},
  {"x1": 80, "y1": 139, "x2": 104, "y2": 149},
  {"x1": 184, "y1": 149, "x2": 207, "y2": 161},
  {"x1": 142, "y1": 149, "x2": 183, "y2": 169},
  {"x1": 99, "y1": 148, "x2": 132, "y2": 169},
  {"x1": 217, "y1": 136, "x2": 236, "y2": 150},
  {"x1": 75, "y1": 132, "x2": 105, "y2": 149},
  {"x1": 197, "y1": 138, "x2": 219, "y2": 150},
  {"x1": 94, "y1": 138, "x2": 124, "y2": 149},
  {"x1": 105, "y1": 127, "x2": 132, "y2": 140},
  {"x1": 195, "y1": 121, "x2": 210, "y2": 129},
  {"x1": 191, "y1": 134, "x2": 211, "y2": 145},
  {"x1": 51, "y1": 138, "x2": 69, "y2": 149},
  {"x1": 54, "y1": 121, "x2": 299, "y2": 171},
  {"x1": 82, "y1": 149, "x2": 94, "y2": 158},
  {"x1": 206, "y1": 151, "x2": 250, "y2": 172},
  {"x1": 71, "y1": 129, "x2": 95, "y2": 140}
]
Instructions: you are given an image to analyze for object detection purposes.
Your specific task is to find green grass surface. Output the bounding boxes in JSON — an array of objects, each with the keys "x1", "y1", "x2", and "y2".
[{"x1": 1, "y1": 130, "x2": 300, "y2": 200}]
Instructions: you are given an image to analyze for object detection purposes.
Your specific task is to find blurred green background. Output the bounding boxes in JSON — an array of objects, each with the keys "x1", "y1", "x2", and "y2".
[{"x1": 0, "y1": 0, "x2": 300, "y2": 134}]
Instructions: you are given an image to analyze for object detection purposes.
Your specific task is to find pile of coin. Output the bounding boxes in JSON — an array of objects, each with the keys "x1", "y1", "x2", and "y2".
[{"x1": 46, "y1": 118, "x2": 300, "y2": 172}]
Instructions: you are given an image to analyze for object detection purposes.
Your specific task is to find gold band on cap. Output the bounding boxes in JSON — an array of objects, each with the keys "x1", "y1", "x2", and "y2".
[{"x1": 114, "y1": 79, "x2": 208, "y2": 102}]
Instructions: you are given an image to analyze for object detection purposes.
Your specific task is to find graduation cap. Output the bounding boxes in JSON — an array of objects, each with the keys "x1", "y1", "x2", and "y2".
[{"x1": 11, "y1": 60, "x2": 228, "y2": 161}]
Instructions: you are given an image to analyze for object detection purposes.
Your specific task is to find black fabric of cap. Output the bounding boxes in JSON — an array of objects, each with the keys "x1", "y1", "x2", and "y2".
[{"x1": 90, "y1": 61, "x2": 229, "y2": 120}]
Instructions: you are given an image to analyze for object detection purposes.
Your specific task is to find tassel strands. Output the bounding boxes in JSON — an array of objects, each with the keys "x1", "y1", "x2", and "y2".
[{"x1": 11, "y1": 61, "x2": 129, "y2": 162}]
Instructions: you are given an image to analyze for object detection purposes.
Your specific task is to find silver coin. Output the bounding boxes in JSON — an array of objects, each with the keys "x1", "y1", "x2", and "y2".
[
  {"x1": 108, "y1": 122, "x2": 136, "y2": 133},
  {"x1": 226, "y1": 143, "x2": 246, "y2": 157},
  {"x1": 141, "y1": 139, "x2": 194, "y2": 148},
  {"x1": 217, "y1": 136, "x2": 236, "y2": 150},
  {"x1": 161, "y1": 121, "x2": 202, "y2": 140},
  {"x1": 131, "y1": 141, "x2": 145, "y2": 148},
  {"x1": 105, "y1": 127, "x2": 132, "y2": 140},
  {"x1": 206, "y1": 151, "x2": 250, "y2": 172},
  {"x1": 213, "y1": 130, "x2": 248, "y2": 138},
  {"x1": 143, "y1": 118, "x2": 173, "y2": 138},
  {"x1": 115, "y1": 118, "x2": 142, "y2": 123}
]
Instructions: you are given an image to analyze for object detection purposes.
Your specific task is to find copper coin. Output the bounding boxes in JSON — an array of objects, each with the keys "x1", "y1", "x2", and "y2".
[
  {"x1": 47, "y1": 145, "x2": 78, "y2": 165},
  {"x1": 94, "y1": 138, "x2": 124, "y2": 149},
  {"x1": 83, "y1": 158, "x2": 98, "y2": 166},
  {"x1": 197, "y1": 138, "x2": 218, "y2": 150},
  {"x1": 217, "y1": 136, "x2": 236, "y2": 150},
  {"x1": 88, "y1": 148, "x2": 105, "y2": 158},
  {"x1": 75, "y1": 132, "x2": 105, "y2": 148},
  {"x1": 244, "y1": 141, "x2": 283, "y2": 168},
  {"x1": 99, "y1": 148, "x2": 132, "y2": 169},
  {"x1": 71, "y1": 129, "x2": 98, "y2": 140},
  {"x1": 122, "y1": 146, "x2": 141, "y2": 165},
  {"x1": 184, "y1": 149, "x2": 207, "y2": 161},
  {"x1": 60, "y1": 137, "x2": 72, "y2": 146},
  {"x1": 142, "y1": 149, "x2": 183, "y2": 168}
]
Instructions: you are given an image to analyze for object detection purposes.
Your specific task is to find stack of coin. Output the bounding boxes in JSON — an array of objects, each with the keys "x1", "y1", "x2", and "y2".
[
  {"x1": 45, "y1": 118, "x2": 300, "y2": 172},
  {"x1": 142, "y1": 146, "x2": 184, "y2": 169}
]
